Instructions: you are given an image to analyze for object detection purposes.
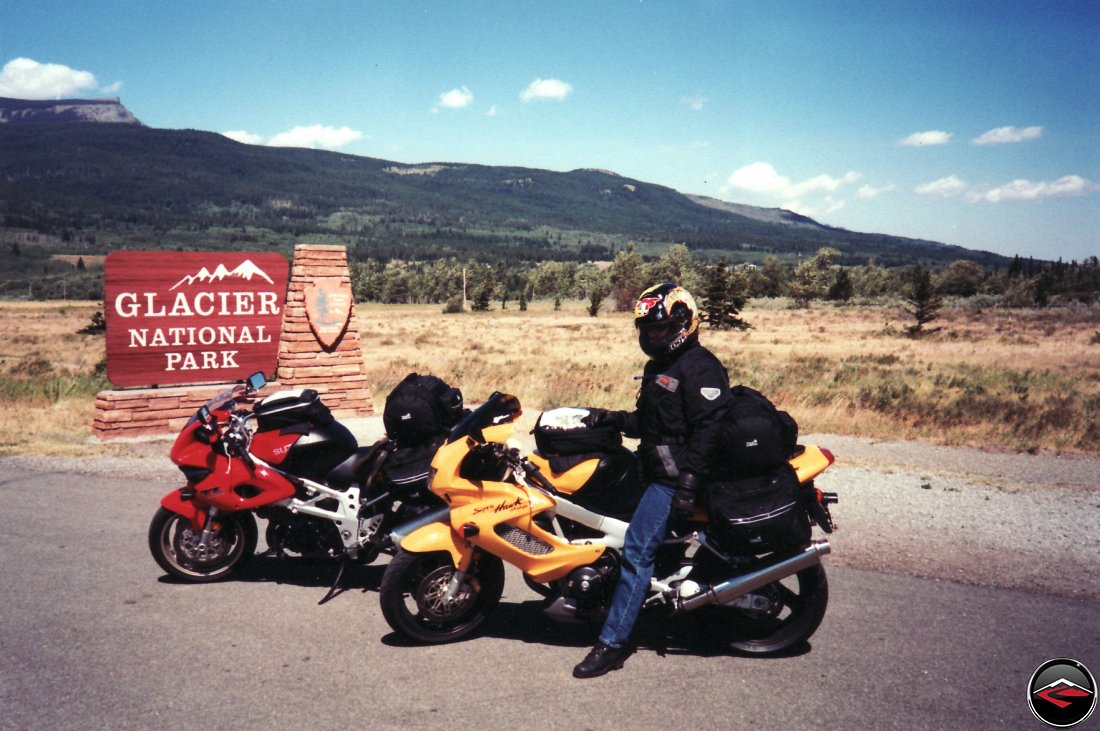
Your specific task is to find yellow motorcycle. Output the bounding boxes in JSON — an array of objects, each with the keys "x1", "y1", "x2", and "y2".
[{"x1": 378, "y1": 392, "x2": 837, "y2": 653}]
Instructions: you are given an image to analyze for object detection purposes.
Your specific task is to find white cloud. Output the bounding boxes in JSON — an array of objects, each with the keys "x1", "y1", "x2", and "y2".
[
  {"x1": 0, "y1": 57, "x2": 99, "y2": 98},
  {"x1": 520, "y1": 78, "x2": 573, "y2": 102},
  {"x1": 485, "y1": 105, "x2": 499, "y2": 117},
  {"x1": 782, "y1": 196, "x2": 846, "y2": 218},
  {"x1": 222, "y1": 130, "x2": 266, "y2": 145},
  {"x1": 720, "y1": 162, "x2": 860, "y2": 199},
  {"x1": 435, "y1": 86, "x2": 474, "y2": 111},
  {"x1": 915, "y1": 175, "x2": 967, "y2": 197},
  {"x1": 966, "y1": 175, "x2": 1098, "y2": 203},
  {"x1": 971, "y1": 125, "x2": 1043, "y2": 145},
  {"x1": 681, "y1": 94, "x2": 708, "y2": 111},
  {"x1": 268, "y1": 125, "x2": 363, "y2": 149},
  {"x1": 897, "y1": 130, "x2": 953, "y2": 147},
  {"x1": 857, "y1": 183, "x2": 896, "y2": 199}
]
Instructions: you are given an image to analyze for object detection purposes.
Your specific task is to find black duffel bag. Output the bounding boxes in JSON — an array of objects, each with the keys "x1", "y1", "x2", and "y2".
[{"x1": 707, "y1": 465, "x2": 810, "y2": 554}]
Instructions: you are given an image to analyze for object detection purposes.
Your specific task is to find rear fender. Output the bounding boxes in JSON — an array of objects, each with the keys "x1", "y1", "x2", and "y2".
[{"x1": 398, "y1": 521, "x2": 473, "y2": 569}]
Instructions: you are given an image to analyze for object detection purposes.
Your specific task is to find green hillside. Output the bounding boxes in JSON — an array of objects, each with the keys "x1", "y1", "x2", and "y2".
[{"x1": 0, "y1": 123, "x2": 1011, "y2": 272}]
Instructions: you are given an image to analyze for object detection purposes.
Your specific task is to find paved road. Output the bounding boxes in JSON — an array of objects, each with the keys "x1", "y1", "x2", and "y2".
[{"x1": 1, "y1": 461, "x2": 1097, "y2": 731}]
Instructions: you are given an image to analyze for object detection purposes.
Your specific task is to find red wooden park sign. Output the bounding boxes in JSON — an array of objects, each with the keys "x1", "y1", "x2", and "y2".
[{"x1": 104, "y1": 251, "x2": 290, "y2": 388}]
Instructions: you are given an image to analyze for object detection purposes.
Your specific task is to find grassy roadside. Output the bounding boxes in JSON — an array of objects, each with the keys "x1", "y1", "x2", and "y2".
[{"x1": 1, "y1": 298, "x2": 1098, "y2": 456}]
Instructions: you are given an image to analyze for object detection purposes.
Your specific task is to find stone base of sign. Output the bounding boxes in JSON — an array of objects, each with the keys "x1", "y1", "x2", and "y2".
[
  {"x1": 93, "y1": 244, "x2": 373, "y2": 440},
  {"x1": 92, "y1": 382, "x2": 233, "y2": 440}
]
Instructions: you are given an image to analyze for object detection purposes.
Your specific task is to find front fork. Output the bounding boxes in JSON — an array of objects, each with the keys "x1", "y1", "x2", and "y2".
[
  {"x1": 443, "y1": 568, "x2": 470, "y2": 603},
  {"x1": 197, "y1": 507, "x2": 221, "y2": 553}
]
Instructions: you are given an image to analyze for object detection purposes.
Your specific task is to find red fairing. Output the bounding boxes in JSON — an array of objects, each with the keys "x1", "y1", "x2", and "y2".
[
  {"x1": 163, "y1": 407, "x2": 299, "y2": 523},
  {"x1": 249, "y1": 430, "x2": 301, "y2": 465},
  {"x1": 190, "y1": 455, "x2": 297, "y2": 511}
]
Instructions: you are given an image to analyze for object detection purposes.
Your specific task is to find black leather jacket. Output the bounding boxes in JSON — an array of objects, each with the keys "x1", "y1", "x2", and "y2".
[{"x1": 620, "y1": 341, "x2": 733, "y2": 484}]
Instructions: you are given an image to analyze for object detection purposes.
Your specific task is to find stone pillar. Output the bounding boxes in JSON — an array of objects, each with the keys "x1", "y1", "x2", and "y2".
[{"x1": 273, "y1": 244, "x2": 373, "y2": 418}]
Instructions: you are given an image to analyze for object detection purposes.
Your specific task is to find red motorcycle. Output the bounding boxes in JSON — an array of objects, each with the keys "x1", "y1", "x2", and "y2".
[{"x1": 148, "y1": 372, "x2": 447, "y2": 589}]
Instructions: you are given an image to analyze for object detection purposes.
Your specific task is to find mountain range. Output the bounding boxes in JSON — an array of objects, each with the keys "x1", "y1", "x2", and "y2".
[
  {"x1": 169, "y1": 260, "x2": 275, "y2": 290},
  {"x1": 0, "y1": 97, "x2": 1012, "y2": 269}
]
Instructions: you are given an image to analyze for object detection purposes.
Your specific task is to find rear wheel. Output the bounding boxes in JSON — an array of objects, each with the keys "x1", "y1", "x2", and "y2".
[
  {"x1": 703, "y1": 563, "x2": 829, "y2": 655},
  {"x1": 149, "y1": 507, "x2": 257, "y2": 583},
  {"x1": 379, "y1": 549, "x2": 505, "y2": 644}
]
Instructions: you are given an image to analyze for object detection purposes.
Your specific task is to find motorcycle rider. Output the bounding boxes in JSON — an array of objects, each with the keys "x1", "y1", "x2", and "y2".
[{"x1": 573, "y1": 282, "x2": 734, "y2": 678}]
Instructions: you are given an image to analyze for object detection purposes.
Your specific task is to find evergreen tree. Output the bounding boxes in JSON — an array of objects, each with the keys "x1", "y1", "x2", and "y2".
[
  {"x1": 702, "y1": 256, "x2": 750, "y2": 330},
  {"x1": 826, "y1": 268, "x2": 854, "y2": 301},
  {"x1": 905, "y1": 264, "x2": 943, "y2": 336}
]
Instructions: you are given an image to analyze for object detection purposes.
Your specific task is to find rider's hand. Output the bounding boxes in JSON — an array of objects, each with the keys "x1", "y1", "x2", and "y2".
[
  {"x1": 582, "y1": 408, "x2": 624, "y2": 430},
  {"x1": 671, "y1": 472, "x2": 699, "y2": 521}
]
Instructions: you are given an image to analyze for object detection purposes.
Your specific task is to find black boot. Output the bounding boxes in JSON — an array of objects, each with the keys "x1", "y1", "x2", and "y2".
[{"x1": 573, "y1": 642, "x2": 632, "y2": 679}]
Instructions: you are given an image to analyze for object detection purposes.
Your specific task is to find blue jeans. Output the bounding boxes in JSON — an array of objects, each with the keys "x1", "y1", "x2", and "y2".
[{"x1": 598, "y1": 481, "x2": 674, "y2": 649}]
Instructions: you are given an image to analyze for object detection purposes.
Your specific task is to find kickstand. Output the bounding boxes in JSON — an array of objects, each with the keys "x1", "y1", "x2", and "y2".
[{"x1": 318, "y1": 557, "x2": 348, "y2": 605}]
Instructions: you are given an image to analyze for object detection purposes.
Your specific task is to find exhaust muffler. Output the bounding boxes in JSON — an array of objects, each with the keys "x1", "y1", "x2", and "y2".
[{"x1": 678, "y1": 539, "x2": 831, "y2": 613}]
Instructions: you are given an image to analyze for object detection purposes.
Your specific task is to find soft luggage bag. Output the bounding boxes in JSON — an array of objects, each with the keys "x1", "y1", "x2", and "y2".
[
  {"x1": 714, "y1": 385, "x2": 798, "y2": 478},
  {"x1": 383, "y1": 372, "x2": 465, "y2": 446},
  {"x1": 254, "y1": 388, "x2": 335, "y2": 431},
  {"x1": 707, "y1": 465, "x2": 810, "y2": 554},
  {"x1": 533, "y1": 407, "x2": 622, "y2": 461},
  {"x1": 380, "y1": 438, "x2": 443, "y2": 498}
]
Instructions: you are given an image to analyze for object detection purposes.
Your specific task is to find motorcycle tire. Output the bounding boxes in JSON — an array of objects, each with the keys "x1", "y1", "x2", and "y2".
[
  {"x1": 379, "y1": 549, "x2": 505, "y2": 644},
  {"x1": 148, "y1": 507, "x2": 258, "y2": 583},
  {"x1": 704, "y1": 563, "x2": 829, "y2": 655}
]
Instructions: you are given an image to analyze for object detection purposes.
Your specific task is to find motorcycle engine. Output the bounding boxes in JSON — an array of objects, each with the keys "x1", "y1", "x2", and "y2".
[
  {"x1": 266, "y1": 513, "x2": 343, "y2": 558},
  {"x1": 561, "y1": 554, "x2": 619, "y2": 616}
]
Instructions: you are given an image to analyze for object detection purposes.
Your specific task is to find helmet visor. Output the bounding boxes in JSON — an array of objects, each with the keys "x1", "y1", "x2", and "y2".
[{"x1": 637, "y1": 321, "x2": 677, "y2": 356}]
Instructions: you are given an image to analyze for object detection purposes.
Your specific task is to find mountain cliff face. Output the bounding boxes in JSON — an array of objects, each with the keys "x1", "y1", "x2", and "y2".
[{"x1": 0, "y1": 97, "x2": 143, "y2": 125}]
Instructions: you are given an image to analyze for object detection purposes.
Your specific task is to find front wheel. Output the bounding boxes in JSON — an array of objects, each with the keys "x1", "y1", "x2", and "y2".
[
  {"x1": 701, "y1": 563, "x2": 829, "y2": 655},
  {"x1": 149, "y1": 507, "x2": 257, "y2": 582},
  {"x1": 379, "y1": 549, "x2": 505, "y2": 644}
]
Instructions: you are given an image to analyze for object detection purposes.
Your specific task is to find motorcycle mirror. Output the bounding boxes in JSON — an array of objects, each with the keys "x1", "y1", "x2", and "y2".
[{"x1": 247, "y1": 372, "x2": 267, "y2": 391}]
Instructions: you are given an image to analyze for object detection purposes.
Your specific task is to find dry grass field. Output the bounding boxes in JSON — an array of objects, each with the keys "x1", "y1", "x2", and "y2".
[
  {"x1": 359, "y1": 298, "x2": 1100, "y2": 454},
  {"x1": 1, "y1": 298, "x2": 1098, "y2": 456}
]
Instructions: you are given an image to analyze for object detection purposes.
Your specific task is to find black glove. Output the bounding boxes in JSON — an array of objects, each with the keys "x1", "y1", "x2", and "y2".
[
  {"x1": 582, "y1": 408, "x2": 624, "y2": 430},
  {"x1": 671, "y1": 472, "x2": 699, "y2": 521}
]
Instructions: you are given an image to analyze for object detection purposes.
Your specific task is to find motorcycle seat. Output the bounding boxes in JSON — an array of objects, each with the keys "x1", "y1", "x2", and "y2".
[{"x1": 326, "y1": 440, "x2": 390, "y2": 490}]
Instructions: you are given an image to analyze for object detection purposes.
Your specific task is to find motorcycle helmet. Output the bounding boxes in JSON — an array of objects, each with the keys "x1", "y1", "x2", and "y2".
[{"x1": 633, "y1": 282, "x2": 699, "y2": 358}]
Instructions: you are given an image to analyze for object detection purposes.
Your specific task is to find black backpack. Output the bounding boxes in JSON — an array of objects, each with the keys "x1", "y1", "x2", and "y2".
[
  {"x1": 382, "y1": 373, "x2": 465, "y2": 446},
  {"x1": 713, "y1": 385, "x2": 798, "y2": 478}
]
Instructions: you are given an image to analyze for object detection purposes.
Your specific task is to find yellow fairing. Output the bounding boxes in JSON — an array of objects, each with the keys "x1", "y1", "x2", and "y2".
[
  {"x1": 446, "y1": 481, "x2": 606, "y2": 583},
  {"x1": 526, "y1": 453, "x2": 600, "y2": 495},
  {"x1": 398, "y1": 520, "x2": 473, "y2": 569},
  {"x1": 790, "y1": 445, "x2": 832, "y2": 483}
]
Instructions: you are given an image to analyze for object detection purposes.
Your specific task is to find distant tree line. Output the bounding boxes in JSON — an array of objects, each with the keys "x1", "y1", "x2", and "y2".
[
  {"x1": 348, "y1": 244, "x2": 1100, "y2": 321},
  {"x1": 5, "y1": 235, "x2": 1098, "y2": 317}
]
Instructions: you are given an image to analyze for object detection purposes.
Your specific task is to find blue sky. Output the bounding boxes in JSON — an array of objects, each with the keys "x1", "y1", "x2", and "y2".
[{"x1": 3, "y1": 0, "x2": 1097, "y2": 261}]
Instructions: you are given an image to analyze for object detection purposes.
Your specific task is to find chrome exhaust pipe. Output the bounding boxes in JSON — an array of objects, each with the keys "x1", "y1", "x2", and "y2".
[{"x1": 678, "y1": 540, "x2": 831, "y2": 613}]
